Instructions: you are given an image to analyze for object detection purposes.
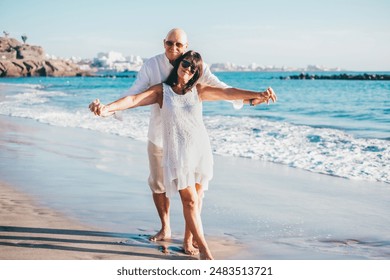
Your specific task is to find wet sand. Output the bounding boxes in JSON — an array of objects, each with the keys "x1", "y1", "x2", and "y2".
[{"x1": 0, "y1": 181, "x2": 240, "y2": 260}]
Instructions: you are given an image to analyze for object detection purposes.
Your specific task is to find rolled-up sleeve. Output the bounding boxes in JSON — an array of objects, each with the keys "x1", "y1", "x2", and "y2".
[
  {"x1": 121, "y1": 64, "x2": 151, "y2": 97},
  {"x1": 200, "y1": 64, "x2": 244, "y2": 109}
]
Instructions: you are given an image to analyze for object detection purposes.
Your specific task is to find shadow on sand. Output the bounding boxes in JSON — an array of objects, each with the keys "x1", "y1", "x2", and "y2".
[{"x1": 0, "y1": 225, "x2": 195, "y2": 260}]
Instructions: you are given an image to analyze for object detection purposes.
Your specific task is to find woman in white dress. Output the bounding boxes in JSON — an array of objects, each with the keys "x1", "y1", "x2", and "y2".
[{"x1": 89, "y1": 51, "x2": 277, "y2": 259}]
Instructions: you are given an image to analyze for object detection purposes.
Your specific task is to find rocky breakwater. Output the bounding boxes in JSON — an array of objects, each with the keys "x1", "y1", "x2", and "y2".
[
  {"x1": 281, "y1": 72, "x2": 390, "y2": 80},
  {"x1": 0, "y1": 37, "x2": 87, "y2": 77}
]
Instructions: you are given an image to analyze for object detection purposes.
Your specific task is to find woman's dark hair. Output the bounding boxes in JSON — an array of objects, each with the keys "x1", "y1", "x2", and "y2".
[{"x1": 165, "y1": 50, "x2": 203, "y2": 94}]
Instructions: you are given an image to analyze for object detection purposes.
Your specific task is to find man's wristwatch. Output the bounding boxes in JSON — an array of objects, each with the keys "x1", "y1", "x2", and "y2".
[{"x1": 249, "y1": 99, "x2": 254, "y2": 106}]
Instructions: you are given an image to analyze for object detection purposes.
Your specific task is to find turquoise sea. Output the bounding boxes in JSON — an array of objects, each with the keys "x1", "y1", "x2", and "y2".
[{"x1": 0, "y1": 71, "x2": 389, "y2": 184}]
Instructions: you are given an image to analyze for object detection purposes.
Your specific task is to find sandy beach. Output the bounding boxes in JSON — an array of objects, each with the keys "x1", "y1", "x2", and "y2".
[
  {"x1": 0, "y1": 181, "x2": 241, "y2": 260},
  {"x1": 0, "y1": 115, "x2": 389, "y2": 260},
  {"x1": 0, "y1": 181, "x2": 153, "y2": 260}
]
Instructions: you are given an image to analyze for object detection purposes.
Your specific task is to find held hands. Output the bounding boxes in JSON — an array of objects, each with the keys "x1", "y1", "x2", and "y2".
[
  {"x1": 250, "y1": 87, "x2": 277, "y2": 106},
  {"x1": 263, "y1": 87, "x2": 277, "y2": 104},
  {"x1": 88, "y1": 99, "x2": 113, "y2": 117}
]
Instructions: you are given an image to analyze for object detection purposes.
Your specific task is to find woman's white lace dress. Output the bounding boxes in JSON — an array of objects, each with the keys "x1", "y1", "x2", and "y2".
[{"x1": 161, "y1": 83, "x2": 213, "y2": 197}]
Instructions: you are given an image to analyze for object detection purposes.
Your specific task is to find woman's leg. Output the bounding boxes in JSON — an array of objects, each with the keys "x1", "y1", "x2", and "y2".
[
  {"x1": 183, "y1": 184, "x2": 204, "y2": 254},
  {"x1": 196, "y1": 183, "x2": 204, "y2": 215},
  {"x1": 179, "y1": 186, "x2": 213, "y2": 260},
  {"x1": 183, "y1": 226, "x2": 198, "y2": 255}
]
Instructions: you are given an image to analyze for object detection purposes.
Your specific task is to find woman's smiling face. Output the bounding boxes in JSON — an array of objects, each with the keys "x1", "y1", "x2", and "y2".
[{"x1": 177, "y1": 57, "x2": 196, "y2": 80}]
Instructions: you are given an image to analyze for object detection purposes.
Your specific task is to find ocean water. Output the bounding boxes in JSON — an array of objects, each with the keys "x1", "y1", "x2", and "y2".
[{"x1": 0, "y1": 72, "x2": 389, "y2": 184}]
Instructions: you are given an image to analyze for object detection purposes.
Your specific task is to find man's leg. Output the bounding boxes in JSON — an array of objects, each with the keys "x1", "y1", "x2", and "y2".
[
  {"x1": 147, "y1": 141, "x2": 171, "y2": 241},
  {"x1": 150, "y1": 193, "x2": 171, "y2": 241}
]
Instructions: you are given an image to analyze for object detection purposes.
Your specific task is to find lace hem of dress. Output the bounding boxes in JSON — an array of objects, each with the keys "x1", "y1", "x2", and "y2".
[{"x1": 164, "y1": 169, "x2": 212, "y2": 198}]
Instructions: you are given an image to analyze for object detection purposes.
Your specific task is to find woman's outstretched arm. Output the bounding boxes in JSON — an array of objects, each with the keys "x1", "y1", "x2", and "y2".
[
  {"x1": 197, "y1": 84, "x2": 277, "y2": 104},
  {"x1": 89, "y1": 84, "x2": 163, "y2": 117}
]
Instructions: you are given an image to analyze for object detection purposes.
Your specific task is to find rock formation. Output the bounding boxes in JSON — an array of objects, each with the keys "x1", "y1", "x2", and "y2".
[
  {"x1": 281, "y1": 72, "x2": 390, "y2": 80},
  {"x1": 0, "y1": 36, "x2": 88, "y2": 77}
]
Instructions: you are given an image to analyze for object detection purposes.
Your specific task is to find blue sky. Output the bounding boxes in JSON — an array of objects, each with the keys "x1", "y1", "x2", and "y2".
[{"x1": 1, "y1": 0, "x2": 389, "y2": 70}]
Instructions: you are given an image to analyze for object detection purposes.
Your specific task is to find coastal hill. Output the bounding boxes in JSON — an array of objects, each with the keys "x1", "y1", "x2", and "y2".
[{"x1": 0, "y1": 36, "x2": 86, "y2": 77}]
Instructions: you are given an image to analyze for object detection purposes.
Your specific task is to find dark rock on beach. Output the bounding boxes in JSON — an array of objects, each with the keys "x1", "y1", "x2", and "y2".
[
  {"x1": 281, "y1": 72, "x2": 390, "y2": 80},
  {"x1": 0, "y1": 36, "x2": 88, "y2": 77}
]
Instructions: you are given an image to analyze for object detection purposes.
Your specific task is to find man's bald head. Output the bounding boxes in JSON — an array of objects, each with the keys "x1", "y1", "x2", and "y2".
[
  {"x1": 163, "y1": 28, "x2": 188, "y2": 63},
  {"x1": 165, "y1": 28, "x2": 188, "y2": 44}
]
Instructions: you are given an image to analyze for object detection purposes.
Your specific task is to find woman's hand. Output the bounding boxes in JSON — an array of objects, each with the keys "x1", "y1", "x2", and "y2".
[
  {"x1": 262, "y1": 87, "x2": 277, "y2": 104},
  {"x1": 89, "y1": 99, "x2": 114, "y2": 117},
  {"x1": 249, "y1": 87, "x2": 277, "y2": 106}
]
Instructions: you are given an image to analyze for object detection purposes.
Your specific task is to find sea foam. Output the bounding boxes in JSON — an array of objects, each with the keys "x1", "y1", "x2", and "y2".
[{"x1": 1, "y1": 84, "x2": 389, "y2": 185}]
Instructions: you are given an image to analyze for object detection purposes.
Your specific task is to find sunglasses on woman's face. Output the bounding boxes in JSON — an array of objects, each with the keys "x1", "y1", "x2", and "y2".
[
  {"x1": 165, "y1": 40, "x2": 185, "y2": 48},
  {"x1": 181, "y1": 60, "x2": 196, "y2": 74}
]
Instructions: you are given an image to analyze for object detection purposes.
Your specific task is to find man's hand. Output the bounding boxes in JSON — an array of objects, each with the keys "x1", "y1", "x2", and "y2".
[{"x1": 88, "y1": 99, "x2": 113, "y2": 117}]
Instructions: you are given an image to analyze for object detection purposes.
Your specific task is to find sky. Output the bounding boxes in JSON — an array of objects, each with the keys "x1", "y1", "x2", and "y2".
[{"x1": 1, "y1": 0, "x2": 390, "y2": 71}]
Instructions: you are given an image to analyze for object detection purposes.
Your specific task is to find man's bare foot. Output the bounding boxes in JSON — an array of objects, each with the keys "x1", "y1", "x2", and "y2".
[
  {"x1": 183, "y1": 242, "x2": 199, "y2": 255},
  {"x1": 149, "y1": 228, "x2": 171, "y2": 242}
]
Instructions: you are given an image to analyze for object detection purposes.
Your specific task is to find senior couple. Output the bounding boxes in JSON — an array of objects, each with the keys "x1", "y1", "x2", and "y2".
[{"x1": 89, "y1": 28, "x2": 277, "y2": 260}]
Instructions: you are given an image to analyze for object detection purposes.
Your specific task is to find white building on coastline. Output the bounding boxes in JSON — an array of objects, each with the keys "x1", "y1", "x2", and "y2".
[
  {"x1": 92, "y1": 51, "x2": 143, "y2": 72},
  {"x1": 209, "y1": 62, "x2": 342, "y2": 72}
]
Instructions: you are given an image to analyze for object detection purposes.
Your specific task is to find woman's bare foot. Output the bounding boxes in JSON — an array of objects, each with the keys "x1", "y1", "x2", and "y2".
[
  {"x1": 160, "y1": 245, "x2": 169, "y2": 254},
  {"x1": 149, "y1": 228, "x2": 171, "y2": 241},
  {"x1": 200, "y1": 249, "x2": 214, "y2": 260},
  {"x1": 183, "y1": 242, "x2": 199, "y2": 255}
]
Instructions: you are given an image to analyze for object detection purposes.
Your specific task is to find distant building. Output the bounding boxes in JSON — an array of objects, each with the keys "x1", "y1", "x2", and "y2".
[
  {"x1": 92, "y1": 51, "x2": 143, "y2": 72},
  {"x1": 210, "y1": 62, "x2": 342, "y2": 72}
]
